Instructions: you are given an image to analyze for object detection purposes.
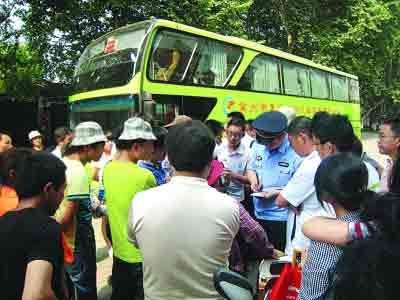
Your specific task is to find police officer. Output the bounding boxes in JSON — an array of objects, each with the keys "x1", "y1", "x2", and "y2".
[{"x1": 246, "y1": 111, "x2": 302, "y2": 251}]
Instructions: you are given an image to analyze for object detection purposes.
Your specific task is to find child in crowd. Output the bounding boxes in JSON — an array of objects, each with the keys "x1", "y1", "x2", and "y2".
[
  {"x1": 138, "y1": 126, "x2": 169, "y2": 185},
  {"x1": 299, "y1": 153, "x2": 373, "y2": 300}
]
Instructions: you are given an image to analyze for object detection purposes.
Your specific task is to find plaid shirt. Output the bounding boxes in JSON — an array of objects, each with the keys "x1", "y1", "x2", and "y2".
[
  {"x1": 299, "y1": 211, "x2": 362, "y2": 300},
  {"x1": 230, "y1": 202, "x2": 274, "y2": 273}
]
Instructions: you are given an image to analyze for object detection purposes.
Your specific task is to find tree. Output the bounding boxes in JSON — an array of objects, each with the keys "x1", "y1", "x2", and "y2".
[
  {"x1": 0, "y1": 0, "x2": 44, "y2": 99},
  {"x1": 4, "y1": 0, "x2": 399, "y2": 125},
  {"x1": 246, "y1": 0, "x2": 400, "y2": 123},
  {"x1": 24, "y1": 0, "x2": 252, "y2": 82},
  {"x1": 0, "y1": 42, "x2": 44, "y2": 98}
]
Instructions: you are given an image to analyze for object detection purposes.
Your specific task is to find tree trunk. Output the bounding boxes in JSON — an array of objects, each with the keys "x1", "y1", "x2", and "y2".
[
  {"x1": 362, "y1": 97, "x2": 387, "y2": 124},
  {"x1": 287, "y1": 32, "x2": 296, "y2": 53}
]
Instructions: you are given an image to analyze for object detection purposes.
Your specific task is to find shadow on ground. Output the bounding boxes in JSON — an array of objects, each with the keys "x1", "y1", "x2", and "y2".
[
  {"x1": 97, "y1": 246, "x2": 109, "y2": 263},
  {"x1": 98, "y1": 285, "x2": 112, "y2": 300},
  {"x1": 96, "y1": 246, "x2": 112, "y2": 300}
]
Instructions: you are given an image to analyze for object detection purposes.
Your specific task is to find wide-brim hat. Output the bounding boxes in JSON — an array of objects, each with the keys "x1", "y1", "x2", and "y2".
[
  {"x1": 70, "y1": 121, "x2": 107, "y2": 146},
  {"x1": 28, "y1": 130, "x2": 42, "y2": 140},
  {"x1": 164, "y1": 115, "x2": 192, "y2": 128},
  {"x1": 119, "y1": 117, "x2": 156, "y2": 141}
]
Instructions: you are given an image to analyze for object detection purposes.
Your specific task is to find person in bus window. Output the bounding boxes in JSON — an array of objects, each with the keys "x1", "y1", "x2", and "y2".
[{"x1": 155, "y1": 47, "x2": 181, "y2": 81}]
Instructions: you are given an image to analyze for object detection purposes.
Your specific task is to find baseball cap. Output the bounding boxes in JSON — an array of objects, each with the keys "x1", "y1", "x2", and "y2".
[
  {"x1": 119, "y1": 117, "x2": 156, "y2": 141},
  {"x1": 28, "y1": 130, "x2": 42, "y2": 141},
  {"x1": 70, "y1": 122, "x2": 107, "y2": 146}
]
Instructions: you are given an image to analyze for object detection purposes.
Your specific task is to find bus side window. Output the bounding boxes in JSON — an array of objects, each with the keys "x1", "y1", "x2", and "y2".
[
  {"x1": 331, "y1": 74, "x2": 349, "y2": 101},
  {"x1": 349, "y1": 79, "x2": 360, "y2": 103},
  {"x1": 237, "y1": 54, "x2": 280, "y2": 93},
  {"x1": 282, "y1": 60, "x2": 311, "y2": 97},
  {"x1": 189, "y1": 40, "x2": 241, "y2": 87},
  {"x1": 149, "y1": 30, "x2": 197, "y2": 82},
  {"x1": 310, "y1": 69, "x2": 330, "y2": 99}
]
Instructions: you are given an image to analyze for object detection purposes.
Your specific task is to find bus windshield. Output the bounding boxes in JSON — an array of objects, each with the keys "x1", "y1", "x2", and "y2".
[
  {"x1": 73, "y1": 24, "x2": 149, "y2": 94},
  {"x1": 70, "y1": 96, "x2": 138, "y2": 131}
]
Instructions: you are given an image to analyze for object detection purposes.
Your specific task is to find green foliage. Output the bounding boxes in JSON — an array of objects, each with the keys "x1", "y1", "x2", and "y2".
[
  {"x1": 23, "y1": 0, "x2": 254, "y2": 81},
  {"x1": 0, "y1": 43, "x2": 44, "y2": 98},
  {"x1": 0, "y1": 1, "x2": 44, "y2": 98}
]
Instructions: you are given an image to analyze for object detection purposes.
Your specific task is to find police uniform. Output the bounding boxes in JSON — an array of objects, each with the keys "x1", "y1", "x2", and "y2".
[{"x1": 248, "y1": 112, "x2": 302, "y2": 251}]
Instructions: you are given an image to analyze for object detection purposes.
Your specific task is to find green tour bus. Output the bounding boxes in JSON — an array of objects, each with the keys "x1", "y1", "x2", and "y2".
[{"x1": 70, "y1": 19, "x2": 361, "y2": 134}]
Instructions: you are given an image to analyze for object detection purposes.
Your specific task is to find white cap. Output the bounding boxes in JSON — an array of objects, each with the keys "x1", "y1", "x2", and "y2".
[
  {"x1": 119, "y1": 117, "x2": 156, "y2": 141},
  {"x1": 70, "y1": 122, "x2": 107, "y2": 146},
  {"x1": 28, "y1": 130, "x2": 42, "y2": 140}
]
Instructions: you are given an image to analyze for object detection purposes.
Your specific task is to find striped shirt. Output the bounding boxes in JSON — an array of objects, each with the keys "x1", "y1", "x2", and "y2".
[
  {"x1": 54, "y1": 158, "x2": 91, "y2": 251},
  {"x1": 299, "y1": 211, "x2": 361, "y2": 300}
]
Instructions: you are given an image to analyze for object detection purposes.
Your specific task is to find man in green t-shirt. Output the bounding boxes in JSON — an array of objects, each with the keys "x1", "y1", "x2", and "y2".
[{"x1": 103, "y1": 117, "x2": 156, "y2": 300}]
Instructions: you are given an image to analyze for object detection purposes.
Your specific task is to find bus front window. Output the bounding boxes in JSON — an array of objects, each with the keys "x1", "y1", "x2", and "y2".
[
  {"x1": 70, "y1": 96, "x2": 138, "y2": 132},
  {"x1": 73, "y1": 24, "x2": 149, "y2": 94}
]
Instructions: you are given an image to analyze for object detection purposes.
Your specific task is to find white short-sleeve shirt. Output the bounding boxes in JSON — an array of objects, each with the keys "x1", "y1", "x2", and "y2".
[
  {"x1": 51, "y1": 146, "x2": 62, "y2": 159},
  {"x1": 215, "y1": 141, "x2": 250, "y2": 201},
  {"x1": 241, "y1": 134, "x2": 255, "y2": 150},
  {"x1": 281, "y1": 151, "x2": 334, "y2": 255},
  {"x1": 364, "y1": 161, "x2": 380, "y2": 192}
]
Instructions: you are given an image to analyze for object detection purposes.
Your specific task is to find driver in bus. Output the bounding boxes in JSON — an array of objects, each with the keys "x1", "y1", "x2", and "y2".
[{"x1": 155, "y1": 48, "x2": 181, "y2": 81}]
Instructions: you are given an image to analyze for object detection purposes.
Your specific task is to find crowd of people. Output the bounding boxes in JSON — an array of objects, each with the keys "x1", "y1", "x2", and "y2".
[{"x1": 0, "y1": 107, "x2": 399, "y2": 300}]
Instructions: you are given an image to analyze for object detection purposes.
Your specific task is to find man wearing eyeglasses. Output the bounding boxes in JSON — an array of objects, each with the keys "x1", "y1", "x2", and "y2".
[
  {"x1": 378, "y1": 117, "x2": 400, "y2": 192},
  {"x1": 246, "y1": 111, "x2": 302, "y2": 251},
  {"x1": 215, "y1": 118, "x2": 250, "y2": 201}
]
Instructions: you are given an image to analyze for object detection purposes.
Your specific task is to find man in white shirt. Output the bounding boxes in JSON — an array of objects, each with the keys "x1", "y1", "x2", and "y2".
[
  {"x1": 242, "y1": 119, "x2": 256, "y2": 149},
  {"x1": 128, "y1": 120, "x2": 240, "y2": 300},
  {"x1": 350, "y1": 136, "x2": 380, "y2": 192},
  {"x1": 215, "y1": 118, "x2": 250, "y2": 201},
  {"x1": 312, "y1": 114, "x2": 380, "y2": 192},
  {"x1": 378, "y1": 117, "x2": 400, "y2": 192},
  {"x1": 51, "y1": 127, "x2": 73, "y2": 159},
  {"x1": 275, "y1": 117, "x2": 333, "y2": 256}
]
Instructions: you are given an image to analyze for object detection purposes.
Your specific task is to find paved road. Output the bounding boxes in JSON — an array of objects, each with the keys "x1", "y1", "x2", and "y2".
[{"x1": 94, "y1": 131, "x2": 385, "y2": 300}]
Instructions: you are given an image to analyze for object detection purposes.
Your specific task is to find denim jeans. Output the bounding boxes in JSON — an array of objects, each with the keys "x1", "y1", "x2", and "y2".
[
  {"x1": 66, "y1": 222, "x2": 98, "y2": 300},
  {"x1": 111, "y1": 257, "x2": 144, "y2": 300}
]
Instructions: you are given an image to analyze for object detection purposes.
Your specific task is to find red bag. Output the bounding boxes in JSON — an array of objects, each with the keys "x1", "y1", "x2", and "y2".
[
  {"x1": 61, "y1": 233, "x2": 75, "y2": 264},
  {"x1": 268, "y1": 264, "x2": 302, "y2": 300}
]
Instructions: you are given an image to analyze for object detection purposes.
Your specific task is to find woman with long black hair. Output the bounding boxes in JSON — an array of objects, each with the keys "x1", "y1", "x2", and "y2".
[{"x1": 299, "y1": 153, "x2": 373, "y2": 300}]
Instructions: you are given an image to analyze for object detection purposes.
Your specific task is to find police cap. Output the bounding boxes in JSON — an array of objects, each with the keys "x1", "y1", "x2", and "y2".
[{"x1": 252, "y1": 111, "x2": 288, "y2": 134}]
